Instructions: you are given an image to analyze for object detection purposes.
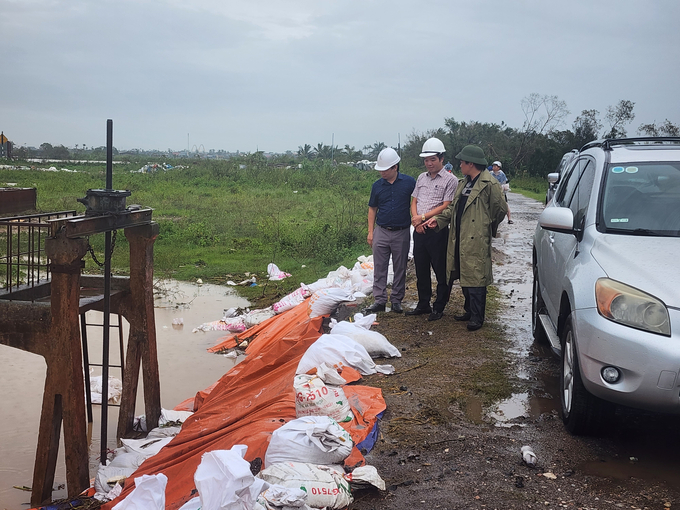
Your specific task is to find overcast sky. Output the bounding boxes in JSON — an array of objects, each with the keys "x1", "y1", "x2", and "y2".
[{"x1": 2, "y1": 0, "x2": 679, "y2": 153}]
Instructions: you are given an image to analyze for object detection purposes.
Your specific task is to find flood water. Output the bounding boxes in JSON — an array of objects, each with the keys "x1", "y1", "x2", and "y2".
[{"x1": 0, "y1": 280, "x2": 248, "y2": 509}]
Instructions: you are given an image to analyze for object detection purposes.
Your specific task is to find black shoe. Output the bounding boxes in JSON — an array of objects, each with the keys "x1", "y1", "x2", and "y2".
[
  {"x1": 405, "y1": 307, "x2": 431, "y2": 316},
  {"x1": 467, "y1": 321, "x2": 483, "y2": 331},
  {"x1": 427, "y1": 311, "x2": 444, "y2": 321},
  {"x1": 454, "y1": 312, "x2": 471, "y2": 321},
  {"x1": 363, "y1": 303, "x2": 386, "y2": 314},
  {"x1": 391, "y1": 303, "x2": 403, "y2": 313}
]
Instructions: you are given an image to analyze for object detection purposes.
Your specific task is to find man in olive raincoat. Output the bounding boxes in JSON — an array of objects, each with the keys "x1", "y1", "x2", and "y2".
[{"x1": 425, "y1": 145, "x2": 507, "y2": 330}]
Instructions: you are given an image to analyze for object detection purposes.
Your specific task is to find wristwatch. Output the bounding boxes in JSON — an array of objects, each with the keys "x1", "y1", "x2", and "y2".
[{"x1": 422, "y1": 214, "x2": 426, "y2": 222}]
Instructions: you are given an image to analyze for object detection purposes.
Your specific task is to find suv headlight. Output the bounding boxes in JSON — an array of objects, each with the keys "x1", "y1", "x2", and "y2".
[{"x1": 595, "y1": 278, "x2": 670, "y2": 336}]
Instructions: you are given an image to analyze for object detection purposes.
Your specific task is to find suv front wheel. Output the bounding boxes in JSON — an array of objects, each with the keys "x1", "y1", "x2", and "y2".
[{"x1": 560, "y1": 314, "x2": 614, "y2": 435}]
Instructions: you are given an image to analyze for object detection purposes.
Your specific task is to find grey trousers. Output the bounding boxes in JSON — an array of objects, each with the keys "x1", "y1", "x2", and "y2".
[{"x1": 372, "y1": 226, "x2": 410, "y2": 305}]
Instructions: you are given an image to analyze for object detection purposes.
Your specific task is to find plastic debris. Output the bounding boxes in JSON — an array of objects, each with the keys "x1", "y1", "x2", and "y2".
[
  {"x1": 112, "y1": 473, "x2": 167, "y2": 510},
  {"x1": 91, "y1": 374, "x2": 123, "y2": 405},
  {"x1": 222, "y1": 308, "x2": 238, "y2": 319},
  {"x1": 267, "y1": 263, "x2": 292, "y2": 281},
  {"x1": 521, "y1": 445, "x2": 537, "y2": 467}
]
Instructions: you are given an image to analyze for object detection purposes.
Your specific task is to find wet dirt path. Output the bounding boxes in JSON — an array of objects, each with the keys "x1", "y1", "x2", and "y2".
[{"x1": 489, "y1": 192, "x2": 559, "y2": 424}]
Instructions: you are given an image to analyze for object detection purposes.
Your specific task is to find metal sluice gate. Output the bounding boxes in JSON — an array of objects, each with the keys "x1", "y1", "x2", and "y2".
[{"x1": 0, "y1": 119, "x2": 162, "y2": 507}]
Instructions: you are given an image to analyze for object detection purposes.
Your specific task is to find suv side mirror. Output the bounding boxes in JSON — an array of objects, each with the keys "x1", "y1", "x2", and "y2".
[
  {"x1": 547, "y1": 172, "x2": 559, "y2": 184},
  {"x1": 538, "y1": 207, "x2": 575, "y2": 235}
]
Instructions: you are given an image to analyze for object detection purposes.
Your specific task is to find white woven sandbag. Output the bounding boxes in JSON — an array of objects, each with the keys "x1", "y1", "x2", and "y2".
[
  {"x1": 257, "y1": 485, "x2": 312, "y2": 510},
  {"x1": 194, "y1": 446, "x2": 269, "y2": 510},
  {"x1": 257, "y1": 463, "x2": 352, "y2": 510},
  {"x1": 294, "y1": 374, "x2": 353, "y2": 423},
  {"x1": 243, "y1": 308, "x2": 276, "y2": 328},
  {"x1": 307, "y1": 288, "x2": 355, "y2": 318},
  {"x1": 264, "y1": 416, "x2": 353, "y2": 467},
  {"x1": 272, "y1": 284, "x2": 311, "y2": 314},
  {"x1": 329, "y1": 321, "x2": 401, "y2": 358},
  {"x1": 296, "y1": 334, "x2": 395, "y2": 376}
]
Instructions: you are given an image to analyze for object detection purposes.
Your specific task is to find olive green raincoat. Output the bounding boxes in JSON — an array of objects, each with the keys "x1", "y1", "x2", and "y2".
[{"x1": 435, "y1": 169, "x2": 508, "y2": 287}]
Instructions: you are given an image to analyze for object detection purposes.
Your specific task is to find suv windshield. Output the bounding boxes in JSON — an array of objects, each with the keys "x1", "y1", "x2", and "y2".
[{"x1": 601, "y1": 161, "x2": 680, "y2": 236}]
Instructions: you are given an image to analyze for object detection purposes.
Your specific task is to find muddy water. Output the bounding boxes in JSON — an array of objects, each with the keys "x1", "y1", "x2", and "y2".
[{"x1": 0, "y1": 280, "x2": 248, "y2": 509}]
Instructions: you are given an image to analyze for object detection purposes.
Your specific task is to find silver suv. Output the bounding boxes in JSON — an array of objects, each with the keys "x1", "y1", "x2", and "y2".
[
  {"x1": 546, "y1": 149, "x2": 578, "y2": 204},
  {"x1": 532, "y1": 137, "x2": 680, "y2": 435}
]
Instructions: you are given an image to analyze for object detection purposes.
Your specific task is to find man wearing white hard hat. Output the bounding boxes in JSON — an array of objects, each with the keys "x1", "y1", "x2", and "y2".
[
  {"x1": 491, "y1": 160, "x2": 513, "y2": 224},
  {"x1": 365, "y1": 147, "x2": 416, "y2": 314},
  {"x1": 407, "y1": 137, "x2": 458, "y2": 321}
]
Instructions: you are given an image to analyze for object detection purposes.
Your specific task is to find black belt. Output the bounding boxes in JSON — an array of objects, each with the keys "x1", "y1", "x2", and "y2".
[{"x1": 380, "y1": 225, "x2": 408, "y2": 231}]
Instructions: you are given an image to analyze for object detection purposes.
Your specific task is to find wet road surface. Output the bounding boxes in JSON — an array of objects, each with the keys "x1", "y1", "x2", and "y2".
[{"x1": 488, "y1": 191, "x2": 680, "y2": 496}]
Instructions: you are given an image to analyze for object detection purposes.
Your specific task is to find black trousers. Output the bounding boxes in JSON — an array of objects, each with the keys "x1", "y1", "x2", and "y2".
[
  {"x1": 413, "y1": 227, "x2": 450, "y2": 312},
  {"x1": 462, "y1": 286, "x2": 487, "y2": 324}
]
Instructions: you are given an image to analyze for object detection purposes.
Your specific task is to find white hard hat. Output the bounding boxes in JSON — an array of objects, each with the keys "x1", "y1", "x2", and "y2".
[
  {"x1": 492, "y1": 160, "x2": 502, "y2": 168},
  {"x1": 374, "y1": 147, "x2": 401, "y2": 171},
  {"x1": 419, "y1": 137, "x2": 446, "y2": 157}
]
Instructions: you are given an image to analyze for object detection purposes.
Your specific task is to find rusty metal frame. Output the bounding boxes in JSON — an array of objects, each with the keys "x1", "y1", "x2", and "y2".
[
  {"x1": 0, "y1": 211, "x2": 77, "y2": 295},
  {"x1": 49, "y1": 208, "x2": 153, "y2": 238}
]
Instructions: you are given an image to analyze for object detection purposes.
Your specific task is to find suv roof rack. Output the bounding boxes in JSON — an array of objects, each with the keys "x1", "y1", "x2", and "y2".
[{"x1": 581, "y1": 137, "x2": 680, "y2": 152}]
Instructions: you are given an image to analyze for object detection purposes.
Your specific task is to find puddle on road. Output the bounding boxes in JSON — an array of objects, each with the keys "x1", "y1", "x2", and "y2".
[
  {"x1": 0, "y1": 280, "x2": 248, "y2": 509},
  {"x1": 580, "y1": 456, "x2": 680, "y2": 486}
]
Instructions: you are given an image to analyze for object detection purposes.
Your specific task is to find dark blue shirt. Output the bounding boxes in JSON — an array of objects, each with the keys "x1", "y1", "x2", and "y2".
[{"x1": 368, "y1": 172, "x2": 416, "y2": 228}]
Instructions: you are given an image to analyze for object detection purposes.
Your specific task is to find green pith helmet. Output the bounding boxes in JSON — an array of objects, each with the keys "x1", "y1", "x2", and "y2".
[{"x1": 455, "y1": 145, "x2": 488, "y2": 166}]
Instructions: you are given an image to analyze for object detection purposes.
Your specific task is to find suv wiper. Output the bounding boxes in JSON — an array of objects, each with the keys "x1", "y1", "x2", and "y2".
[{"x1": 605, "y1": 227, "x2": 673, "y2": 236}]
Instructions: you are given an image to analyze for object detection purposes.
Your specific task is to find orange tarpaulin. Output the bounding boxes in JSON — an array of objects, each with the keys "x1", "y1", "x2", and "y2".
[
  {"x1": 104, "y1": 300, "x2": 386, "y2": 510},
  {"x1": 206, "y1": 299, "x2": 314, "y2": 354}
]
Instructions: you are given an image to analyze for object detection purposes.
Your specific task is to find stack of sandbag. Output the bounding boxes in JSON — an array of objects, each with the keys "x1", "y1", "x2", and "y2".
[
  {"x1": 261, "y1": 416, "x2": 354, "y2": 509},
  {"x1": 193, "y1": 307, "x2": 277, "y2": 333},
  {"x1": 306, "y1": 257, "x2": 375, "y2": 297}
]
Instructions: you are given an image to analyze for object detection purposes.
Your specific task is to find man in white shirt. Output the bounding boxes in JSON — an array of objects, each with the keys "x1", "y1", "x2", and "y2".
[{"x1": 407, "y1": 138, "x2": 458, "y2": 321}]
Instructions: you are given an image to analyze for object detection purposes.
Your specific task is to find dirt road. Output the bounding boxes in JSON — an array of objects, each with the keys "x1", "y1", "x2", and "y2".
[{"x1": 350, "y1": 192, "x2": 680, "y2": 510}]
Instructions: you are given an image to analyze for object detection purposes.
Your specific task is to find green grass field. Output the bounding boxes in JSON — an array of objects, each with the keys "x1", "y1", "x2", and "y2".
[{"x1": 1, "y1": 159, "x2": 543, "y2": 304}]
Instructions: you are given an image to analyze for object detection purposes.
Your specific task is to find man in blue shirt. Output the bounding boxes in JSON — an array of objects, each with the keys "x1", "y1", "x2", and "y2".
[{"x1": 365, "y1": 147, "x2": 416, "y2": 314}]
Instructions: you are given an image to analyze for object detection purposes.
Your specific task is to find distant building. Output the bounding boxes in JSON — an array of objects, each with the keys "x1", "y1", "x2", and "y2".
[{"x1": 0, "y1": 132, "x2": 11, "y2": 159}]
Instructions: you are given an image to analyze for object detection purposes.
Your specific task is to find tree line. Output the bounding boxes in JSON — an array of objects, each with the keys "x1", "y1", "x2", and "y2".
[
  {"x1": 298, "y1": 95, "x2": 679, "y2": 178},
  {"x1": 7, "y1": 94, "x2": 679, "y2": 179}
]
